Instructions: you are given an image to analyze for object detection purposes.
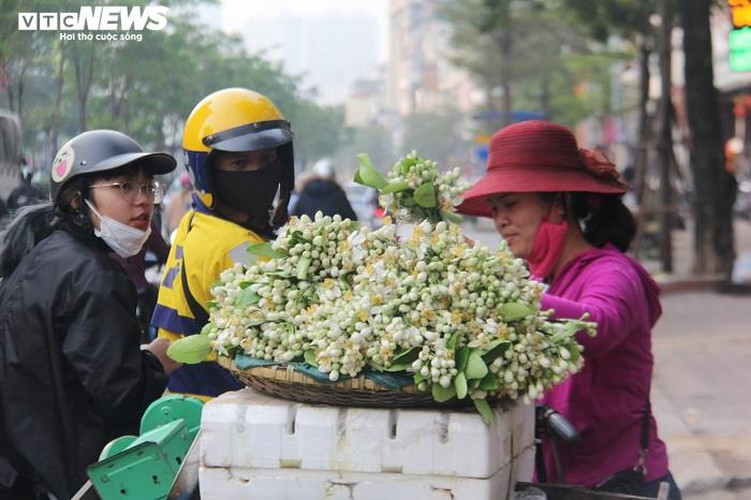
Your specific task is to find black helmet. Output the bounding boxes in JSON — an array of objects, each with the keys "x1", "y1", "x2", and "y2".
[{"x1": 50, "y1": 130, "x2": 176, "y2": 203}]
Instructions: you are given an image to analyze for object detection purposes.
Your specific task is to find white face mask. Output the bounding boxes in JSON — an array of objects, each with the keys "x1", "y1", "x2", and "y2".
[{"x1": 85, "y1": 199, "x2": 151, "y2": 258}]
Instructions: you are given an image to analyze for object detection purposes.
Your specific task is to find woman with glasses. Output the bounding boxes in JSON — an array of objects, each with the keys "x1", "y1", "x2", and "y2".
[{"x1": 0, "y1": 130, "x2": 182, "y2": 500}]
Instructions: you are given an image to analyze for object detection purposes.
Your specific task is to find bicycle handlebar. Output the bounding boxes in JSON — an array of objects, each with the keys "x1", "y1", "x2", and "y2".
[{"x1": 538, "y1": 405, "x2": 580, "y2": 443}]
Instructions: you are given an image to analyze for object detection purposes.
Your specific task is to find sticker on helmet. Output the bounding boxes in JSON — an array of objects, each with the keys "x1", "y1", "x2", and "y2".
[{"x1": 51, "y1": 146, "x2": 75, "y2": 183}]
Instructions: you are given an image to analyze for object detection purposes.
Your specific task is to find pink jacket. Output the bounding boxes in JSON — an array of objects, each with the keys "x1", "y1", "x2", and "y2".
[{"x1": 539, "y1": 244, "x2": 669, "y2": 487}]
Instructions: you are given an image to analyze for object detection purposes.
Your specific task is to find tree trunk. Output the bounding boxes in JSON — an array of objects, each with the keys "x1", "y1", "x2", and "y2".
[
  {"x1": 500, "y1": 17, "x2": 512, "y2": 127},
  {"x1": 540, "y1": 79, "x2": 550, "y2": 117},
  {"x1": 681, "y1": 0, "x2": 737, "y2": 277},
  {"x1": 50, "y1": 41, "x2": 66, "y2": 157},
  {"x1": 657, "y1": 0, "x2": 673, "y2": 273},
  {"x1": 634, "y1": 38, "x2": 652, "y2": 206},
  {"x1": 72, "y1": 44, "x2": 96, "y2": 132}
]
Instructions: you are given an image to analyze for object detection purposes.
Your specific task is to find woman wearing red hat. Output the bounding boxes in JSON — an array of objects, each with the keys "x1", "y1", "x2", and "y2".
[{"x1": 459, "y1": 120, "x2": 681, "y2": 498}]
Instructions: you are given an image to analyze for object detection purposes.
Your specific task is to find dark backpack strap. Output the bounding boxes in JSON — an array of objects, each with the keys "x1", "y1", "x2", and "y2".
[
  {"x1": 180, "y1": 256, "x2": 208, "y2": 328},
  {"x1": 636, "y1": 400, "x2": 651, "y2": 473},
  {"x1": 179, "y1": 213, "x2": 209, "y2": 329},
  {"x1": 641, "y1": 400, "x2": 651, "y2": 450}
]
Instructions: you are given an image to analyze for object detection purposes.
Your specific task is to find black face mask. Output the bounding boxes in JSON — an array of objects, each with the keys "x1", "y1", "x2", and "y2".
[{"x1": 212, "y1": 166, "x2": 281, "y2": 233}]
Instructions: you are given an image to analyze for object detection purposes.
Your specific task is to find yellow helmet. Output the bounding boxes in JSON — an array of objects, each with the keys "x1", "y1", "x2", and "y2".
[{"x1": 182, "y1": 88, "x2": 294, "y2": 217}]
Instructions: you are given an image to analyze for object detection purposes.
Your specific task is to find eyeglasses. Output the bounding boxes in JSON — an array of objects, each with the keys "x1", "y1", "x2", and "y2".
[{"x1": 89, "y1": 180, "x2": 164, "y2": 204}]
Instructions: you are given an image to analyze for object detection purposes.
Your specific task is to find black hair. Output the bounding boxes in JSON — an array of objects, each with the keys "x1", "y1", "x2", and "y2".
[{"x1": 569, "y1": 193, "x2": 636, "y2": 252}]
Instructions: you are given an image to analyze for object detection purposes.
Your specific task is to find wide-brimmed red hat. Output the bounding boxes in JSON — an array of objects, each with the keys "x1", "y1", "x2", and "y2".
[{"x1": 457, "y1": 120, "x2": 629, "y2": 217}]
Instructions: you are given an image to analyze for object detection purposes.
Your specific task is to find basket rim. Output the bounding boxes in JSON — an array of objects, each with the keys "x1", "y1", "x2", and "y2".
[{"x1": 218, "y1": 355, "x2": 423, "y2": 394}]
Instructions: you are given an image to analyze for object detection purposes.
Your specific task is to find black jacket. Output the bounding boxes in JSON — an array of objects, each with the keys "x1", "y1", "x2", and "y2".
[
  {"x1": 0, "y1": 228, "x2": 167, "y2": 499},
  {"x1": 291, "y1": 179, "x2": 358, "y2": 221}
]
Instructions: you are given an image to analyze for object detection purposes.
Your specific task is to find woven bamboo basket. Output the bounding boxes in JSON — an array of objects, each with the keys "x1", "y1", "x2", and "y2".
[{"x1": 218, "y1": 356, "x2": 471, "y2": 408}]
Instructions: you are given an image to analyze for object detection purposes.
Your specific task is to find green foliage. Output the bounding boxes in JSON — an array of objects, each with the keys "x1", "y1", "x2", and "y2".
[
  {"x1": 335, "y1": 125, "x2": 396, "y2": 178},
  {"x1": 2, "y1": 0, "x2": 343, "y2": 166},
  {"x1": 560, "y1": 0, "x2": 661, "y2": 41},
  {"x1": 435, "y1": 0, "x2": 648, "y2": 130},
  {"x1": 400, "y1": 110, "x2": 465, "y2": 167},
  {"x1": 288, "y1": 99, "x2": 346, "y2": 165},
  {"x1": 436, "y1": 0, "x2": 595, "y2": 125},
  {"x1": 167, "y1": 333, "x2": 212, "y2": 364}
]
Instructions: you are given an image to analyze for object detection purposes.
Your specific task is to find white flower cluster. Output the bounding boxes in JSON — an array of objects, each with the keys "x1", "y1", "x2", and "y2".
[
  {"x1": 377, "y1": 151, "x2": 469, "y2": 224},
  {"x1": 205, "y1": 212, "x2": 594, "y2": 406}
]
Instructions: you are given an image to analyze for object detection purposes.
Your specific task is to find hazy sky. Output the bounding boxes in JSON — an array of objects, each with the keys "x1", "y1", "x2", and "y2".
[
  {"x1": 219, "y1": 0, "x2": 389, "y2": 104},
  {"x1": 220, "y1": 0, "x2": 387, "y2": 25}
]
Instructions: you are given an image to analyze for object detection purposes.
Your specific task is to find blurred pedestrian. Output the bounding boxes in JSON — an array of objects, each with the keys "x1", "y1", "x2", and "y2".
[
  {"x1": 6, "y1": 158, "x2": 44, "y2": 211},
  {"x1": 164, "y1": 171, "x2": 194, "y2": 239},
  {"x1": 0, "y1": 196, "x2": 8, "y2": 227},
  {"x1": 152, "y1": 88, "x2": 294, "y2": 400},
  {"x1": 0, "y1": 130, "x2": 181, "y2": 500},
  {"x1": 458, "y1": 121, "x2": 682, "y2": 499},
  {"x1": 291, "y1": 158, "x2": 358, "y2": 220}
]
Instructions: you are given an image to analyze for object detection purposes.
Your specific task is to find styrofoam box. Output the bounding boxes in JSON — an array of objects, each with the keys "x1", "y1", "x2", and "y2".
[{"x1": 199, "y1": 388, "x2": 535, "y2": 500}]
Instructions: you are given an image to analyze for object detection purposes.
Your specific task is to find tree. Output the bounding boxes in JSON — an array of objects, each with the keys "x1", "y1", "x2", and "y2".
[
  {"x1": 680, "y1": 1, "x2": 737, "y2": 276},
  {"x1": 438, "y1": 0, "x2": 602, "y2": 131},
  {"x1": 400, "y1": 109, "x2": 465, "y2": 167},
  {"x1": 561, "y1": 0, "x2": 661, "y2": 203},
  {"x1": 1, "y1": 0, "x2": 344, "y2": 171},
  {"x1": 336, "y1": 125, "x2": 395, "y2": 177},
  {"x1": 438, "y1": 1, "x2": 557, "y2": 124},
  {"x1": 290, "y1": 99, "x2": 345, "y2": 166}
]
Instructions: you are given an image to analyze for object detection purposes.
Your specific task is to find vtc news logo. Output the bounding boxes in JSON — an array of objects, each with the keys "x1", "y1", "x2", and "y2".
[{"x1": 18, "y1": 6, "x2": 169, "y2": 31}]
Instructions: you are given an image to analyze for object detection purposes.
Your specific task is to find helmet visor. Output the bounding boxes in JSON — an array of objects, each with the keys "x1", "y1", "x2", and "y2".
[
  {"x1": 91, "y1": 152, "x2": 176, "y2": 176},
  {"x1": 202, "y1": 120, "x2": 292, "y2": 153}
]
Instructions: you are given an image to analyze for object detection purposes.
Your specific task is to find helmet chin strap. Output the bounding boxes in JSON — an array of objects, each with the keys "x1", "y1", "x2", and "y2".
[{"x1": 213, "y1": 200, "x2": 275, "y2": 237}]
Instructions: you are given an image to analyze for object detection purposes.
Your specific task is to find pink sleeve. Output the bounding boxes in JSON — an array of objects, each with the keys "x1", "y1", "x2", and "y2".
[{"x1": 540, "y1": 266, "x2": 642, "y2": 358}]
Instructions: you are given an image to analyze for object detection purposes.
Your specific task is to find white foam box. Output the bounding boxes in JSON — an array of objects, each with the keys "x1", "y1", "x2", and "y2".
[{"x1": 199, "y1": 388, "x2": 535, "y2": 500}]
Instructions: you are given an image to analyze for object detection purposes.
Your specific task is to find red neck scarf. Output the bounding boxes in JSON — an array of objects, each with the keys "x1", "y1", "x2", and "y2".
[{"x1": 527, "y1": 220, "x2": 568, "y2": 279}]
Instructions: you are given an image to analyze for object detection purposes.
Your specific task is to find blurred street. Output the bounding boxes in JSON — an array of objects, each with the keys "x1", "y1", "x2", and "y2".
[
  {"x1": 463, "y1": 218, "x2": 751, "y2": 499},
  {"x1": 653, "y1": 291, "x2": 751, "y2": 499}
]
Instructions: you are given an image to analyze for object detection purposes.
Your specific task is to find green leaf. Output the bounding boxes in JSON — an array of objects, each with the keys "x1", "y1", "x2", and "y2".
[
  {"x1": 401, "y1": 196, "x2": 416, "y2": 207},
  {"x1": 289, "y1": 230, "x2": 308, "y2": 245},
  {"x1": 465, "y1": 351, "x2": 489, "y2": 380},
  {"x1": 381, "y1": 181, "x2": 410, "y2": 194},
  {"x1": 392, "y1": 347, "x2": 420, "y2": 365},
  {"x1": 303, "y1": 349, "x2": 318, "y2": 367},
  {"x1": 455, "y1": 372, "x2": 468, "y2": 399},
  {"x1": 447, "y1": 331, "x2": 460, "y2": 350},
  {"x1": 167, "y1": 335, "x2": 212, "y2": 364},
  {"x1": 440, "y1": 210, "x2": 463, "y2": 224},
  {"x1": 355, "y1": 153, "x2": 388, "y2": 189},
  {"x1": 383, "y1": 362, "x2": 413, "y2": 372},
  {"x1": 479, "y1": 372, "x2": 500, "y2": 391},
  {"x1": 296, "y1": 257, "x2": 311, "y2": 280},
  {"x1": 413, "y1": 183, "x2": 437, "y2": 208},
  {"x1": 369, "y1": 361, "x2": 386, "y2": 372},
  {"x1": 481, "y1": 339, "x2": 511, "y2": 362},
  {"x1": 500, "y1": 302, "x2": 535, "y2": 322},
  {"x1": 431, "y1": 382, "x2": 457, "y2": 403},
  {"x1": 235, "y1": 287, "x2": 261, "y2": 307},
  {"x1": 473, "y1": 399, "x2": 496, "y2": 426},
  {"x1": 247, "y1": 242, "x2": 285, "y2": 259},
  {"x1": 550, "y1": 322, "x2": 584, "y2": 343},
  {"x1": 568, "y1": 344, "x2": 582, "y2": 362},
  {"x1": 456, "y1": 346, "x2": 470, "y2": 372}
]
